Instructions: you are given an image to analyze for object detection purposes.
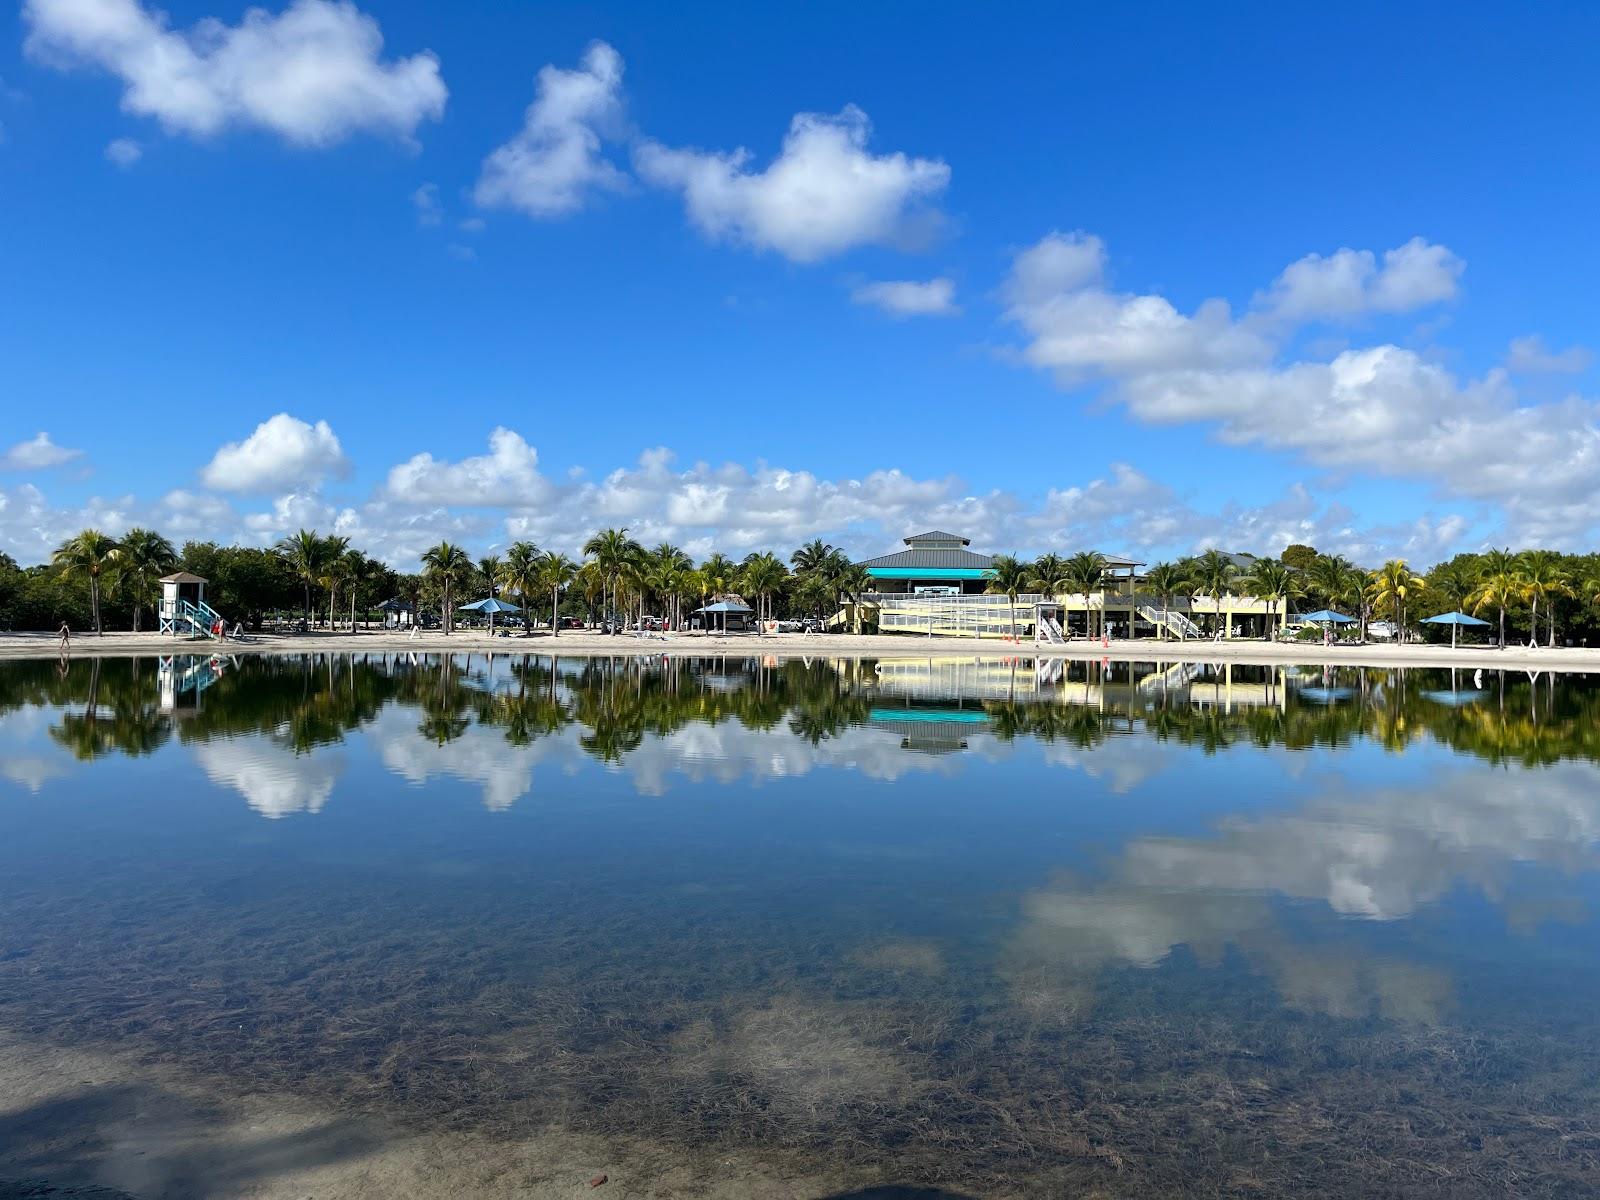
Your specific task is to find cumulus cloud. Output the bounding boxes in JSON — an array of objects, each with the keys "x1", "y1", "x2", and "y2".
[
  {"x1": 851, "y1": 277, "x2": 958, "y2": 318},
  {"x1": 23, "y1": 0, "x2": 446, "y2": 146},
  {"x1": 635, "y1": 104, "x2": 949, "y2": 262},
  {"x1": 104, "y1": 135, "x2": 141, "y2": 166},
  {"x1": 1002, "y1": 230, "x2": 1600, "y2": 546},
  {"x1": 1506, "y1": 334, "x2": 1593, "y2": 375},
  {"x1": 474, "y1": 41, "x2": 628, "y2": 218},
  {"x1": 1002, "y1": 232, "x2": 1273, "y2": 379},
  {"x1": 1, "y1": 432, "x2": 83, "y2": 471},
  {"x1": 200, "y1": 413, "x2": 348, "y2": 494},
  {"x1": 1255, "y1": 237, "x2": 1463, "y2": 322},
  {"x1": 0, "y1": 438, "x2": 1477, "y2": 569},
  {"x1": 384, "y1": 427, "x2": 551, "y2": 507}
]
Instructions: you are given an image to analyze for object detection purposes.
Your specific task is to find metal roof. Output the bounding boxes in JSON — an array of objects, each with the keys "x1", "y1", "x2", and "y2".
[
  {"x1": 696, "y1": 600, "x2": 753, "y2": 613},
  {"x1": 903, "y1": 530, "x2": 970, "y2": 546},
  {"x1": 859, "y1": 547, "x2": 996, "y2": 570}
]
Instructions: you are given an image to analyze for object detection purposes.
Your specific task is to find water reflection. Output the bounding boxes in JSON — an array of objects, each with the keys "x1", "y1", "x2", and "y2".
[{"x1": 4, "y1": 653, "x2": 1600, "y2": 1196}]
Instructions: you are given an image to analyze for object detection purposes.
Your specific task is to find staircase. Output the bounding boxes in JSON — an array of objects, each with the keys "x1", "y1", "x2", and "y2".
[
  {"x1": 176, "y1": 597, "x2": 225, "y2": 638},
  {"x1": 1037, "y1": 615, "x2": 1066, "y2": 644},
  {"x1": 1139, "y1": 660, "x2": 1204, "y2": 694},
  {"x1": 1139, "y1": 605, "x2": 1202, "y2": 640}
]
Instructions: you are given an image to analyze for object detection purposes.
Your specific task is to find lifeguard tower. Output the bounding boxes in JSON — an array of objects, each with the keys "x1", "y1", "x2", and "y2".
[{"x1": 158, "y1": 571, "x2": 223, "y2": 638}]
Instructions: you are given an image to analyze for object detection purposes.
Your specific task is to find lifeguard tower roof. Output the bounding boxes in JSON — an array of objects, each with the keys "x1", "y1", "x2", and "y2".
[{"x1": 159, "y1": 571, "x2": 208, "y2": 584}]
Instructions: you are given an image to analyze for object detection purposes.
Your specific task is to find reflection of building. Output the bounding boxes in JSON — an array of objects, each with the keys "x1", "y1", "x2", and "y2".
[
  {"x1": 157, "y1": 655, "x2": 220, "y2": 715},
  {"x1": 868, "y1": 706, "x2": 992, "y2": 754}
]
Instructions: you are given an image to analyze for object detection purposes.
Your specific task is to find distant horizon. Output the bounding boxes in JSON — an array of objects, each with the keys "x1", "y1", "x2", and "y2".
[{"x1": 5, "y1": 4, "x2": 1599, "y2": 571}]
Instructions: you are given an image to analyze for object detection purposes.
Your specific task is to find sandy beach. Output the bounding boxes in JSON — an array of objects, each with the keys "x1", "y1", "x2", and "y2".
[{"x1": 4, "y1": 626, "x2": 1596, "y2": 672}]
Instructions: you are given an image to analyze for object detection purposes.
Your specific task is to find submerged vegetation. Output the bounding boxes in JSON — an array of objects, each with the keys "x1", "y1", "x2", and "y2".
[{"x1": 4, "y1": 654, "x2": 1600, "y2": 1194}]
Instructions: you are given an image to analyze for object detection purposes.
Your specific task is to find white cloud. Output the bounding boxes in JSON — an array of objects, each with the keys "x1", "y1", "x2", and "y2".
[
  {"x1": 23, "y1": 0, "x2": 446, "y2": 146},
  {"x1": 851, "y1": 277, "x2": 958, "y2": 318},
  {"x1": 1256, "y1": 237, "x2": 1463, "y2": 322},
  {"x1": 412, "y1": 181, "x2": 441, "y2": 225},
  {"x1": 1002, "y1": 231, "x2": 1600, "y2": 545},
  {"x1": 1002, "y1": 232, "x2": 1273, "y2": 380},
  {"x1": 635, "y1": 104, "x2": 949, "y2": 262},
  {"x1": 474, "y1": 41, "x2": 627, "y2": 218},
  {"x1": 1, "y1": 432, "x2": 83, "y2": 471},
  {"x1": 384, "y1": 427, "x2": 550, "y2": 507},
  {"x1": 104, "y1": 135, "x2": 141, "y2": 166},
  {"x1": 200, "y1": 413, "x2": 348, "y2": 494},
  {"x1": 1506, "y1": 334, "x2": 1592, "y2": 375}
]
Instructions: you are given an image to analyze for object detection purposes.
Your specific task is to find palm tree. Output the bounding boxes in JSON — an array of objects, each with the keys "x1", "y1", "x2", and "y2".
[
  {"x1": 1062, "y1": 550, "x2": 1108, "y2": 638},
  {"x1": 1190, "y1": 549, "x2": 1238, "y2": 638},
  {"x1": 1142, "y1": 561, "x2": 1190, "y2": 640},
  {"x1": 835, "y1": 563, "x2": 873, "y2": 634},
  {"x1": 317, "y1": 535, "x2": 350, "y2": 628},
  {"x1": 277, "y1": 529, "x2": 332, "y2": 628},
  {"x1": 1517, "y1": 549, "x2": 1571, "y2": 648},
  {"x1": 335, "y1": 548, "x2": 368, "y2": 632},
  {"x1": 790, "y1": 538, "x2": 839, "y2": 576},
  {"x1": 582, "y1": 528, "x2": 643, "y2": 631},
  {"x1": 1426, "y1": 559, "x2": 1477, "y2": 616},
  {"x1": 1244, "y1": 558, "x2": 1297, "y2": 639},
  {"x1": 1467, "y1": 548, "x2": 1518, "y2": 649},
  {"x1": 421, "y1": 541, "x2": 472, "y2": 634},
  {"x1": 477, "y1": 555, "x2": 504, "y2": 599},
  {"x1": 536, "y1": 551, "x2": 577, "y2": 637},
  {"x1": 1367, "y1": 559, "x2": 1426, "y2": 643},
  {"x1": 740, "y1": 552, "x2": 788, "y2": 625},
  {"x1": 53, "y1": 529, "x2": 121, "y2": 635},
  {"x1": 113, "y1": 527, "x2": 176, "y2": 632},
  {"x1": 985, "y1": 554, "x2": 1030, "y2": 642},
  {"x1": 1026, "y1": 552, "x2": 1068, "y2": 597},
  {"x1": 500, "y1": 541, "x2": 540, "y2": 635}
]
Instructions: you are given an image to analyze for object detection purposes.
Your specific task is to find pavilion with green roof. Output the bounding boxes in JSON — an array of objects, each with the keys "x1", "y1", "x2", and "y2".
[{"x1": 857, "y1": 531, "x2": 997, "y2": 595}]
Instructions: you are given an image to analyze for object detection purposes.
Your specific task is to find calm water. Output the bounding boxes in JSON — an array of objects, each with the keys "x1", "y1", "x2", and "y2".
[{"x1": 2, "y1": 652, "x2": 1599, "y2": 1197}]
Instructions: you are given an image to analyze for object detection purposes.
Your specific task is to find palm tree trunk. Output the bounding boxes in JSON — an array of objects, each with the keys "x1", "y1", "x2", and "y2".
[{"x1": 92, "y1": 576, "x2": 102, "y2": 635}]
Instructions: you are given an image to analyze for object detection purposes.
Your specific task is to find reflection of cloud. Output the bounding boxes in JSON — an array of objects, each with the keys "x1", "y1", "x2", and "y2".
[
  {"x1": 1040, "y1": 734, "x2": 1184, "y2": 794},
  {"x1": 1006, "y1": 762, "x2": 1600, "y2": 1023},
  {"x1": 619, "y1": 722, "x2": 995, "y2": 796},
  {"x1": 369, "y1": 707, "x2": 545, "y2": 811},
  {"x1": 194, "y1": 738, "x2": 342, "y2": 819},
  {"x1": 1, "y1": 755, "x2": 72, "y2": 793}
]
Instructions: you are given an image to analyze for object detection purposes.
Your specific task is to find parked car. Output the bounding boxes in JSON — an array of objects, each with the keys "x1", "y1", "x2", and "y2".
[{"x1": 559, "y1": 616, "x2": 584, "y2": 630}]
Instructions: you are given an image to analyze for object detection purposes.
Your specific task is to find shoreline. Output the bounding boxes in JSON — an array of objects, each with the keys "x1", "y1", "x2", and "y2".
[{"x1": 3, "y1": 627, "x2": 1596, "y2": 672}]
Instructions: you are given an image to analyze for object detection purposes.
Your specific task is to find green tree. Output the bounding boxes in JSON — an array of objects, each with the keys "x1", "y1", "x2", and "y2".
[
  {"x1": 1281, "y1": 543, "x2": 1319, "y2": 573},
  {"x1": 1367, "y1": 559, "x2": 1426, "y2": 643},
  {"x1": 500, "y1": 541, "x2": 541, "y2": 635},
  {"x1": 1467, "y1": 548, "x2": 1518, "y2": 649},
  {"x1": 1062, "y1": 551, "x2": 1108, "y2": 638},
  {"x1": 1244, "y1": 558, "x2": 1297, "y2": 639},
  {"x1": 1518, "y1": 549, "x2": 1571, "y2": 648},
  {"x1": 1190, "y1": 549, "x2": 1238, "y2": 637},
  {"x1": 1142, "y1": 560, "x2": 1191, "y2": 640},
  {"x1": 113, "y1": 527, "x2": 176, "y2": 632},
  {"x1": 536, "y1": 551, "x2": 578, "y2": 636},
  {"x1": 420, "y1": 541, "x2": 472, "y2": 634},
  {"x1": 276, "y1": 529, "x2": 333, "y2": 627},
  {"x1": 582, "y1": 528, "x2": 643, "y2": 631},
  {"x1": 52, "y1": 529, "x2": 120, "y2": 635},
  {"x1": 984, "y1": 553, "x2": 1030, "y2": 642},
  {"x1": 740, "y1": 552, "x2": 789, "y2": 624}
]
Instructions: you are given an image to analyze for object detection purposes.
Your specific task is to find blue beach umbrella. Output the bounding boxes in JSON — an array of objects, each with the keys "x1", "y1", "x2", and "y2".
[
  {"x1": 1422, "y1": 610, "x2": 1491, "y2": 648},
  {"x1": 1299, "y1": 609, "x2": 1356, "y2": 624},
  {"x1": 459, "y1": 595, "x2": 522, "y2": 636}
]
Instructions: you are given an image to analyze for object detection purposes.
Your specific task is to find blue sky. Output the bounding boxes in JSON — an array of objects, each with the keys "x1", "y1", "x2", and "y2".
[{"x1": 2, "y1": 1, "x2": 1598, "y2": 567}]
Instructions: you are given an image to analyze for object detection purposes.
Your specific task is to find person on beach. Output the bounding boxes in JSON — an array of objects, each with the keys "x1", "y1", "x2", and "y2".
[{"x1": 57, "y1": 622, "x2": 70, "y2": 653}]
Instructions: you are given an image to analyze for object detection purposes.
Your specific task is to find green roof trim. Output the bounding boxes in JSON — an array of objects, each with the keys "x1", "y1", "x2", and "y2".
[{"x1": 864, "y1": 567, "x2": 990, "y2": 580}]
